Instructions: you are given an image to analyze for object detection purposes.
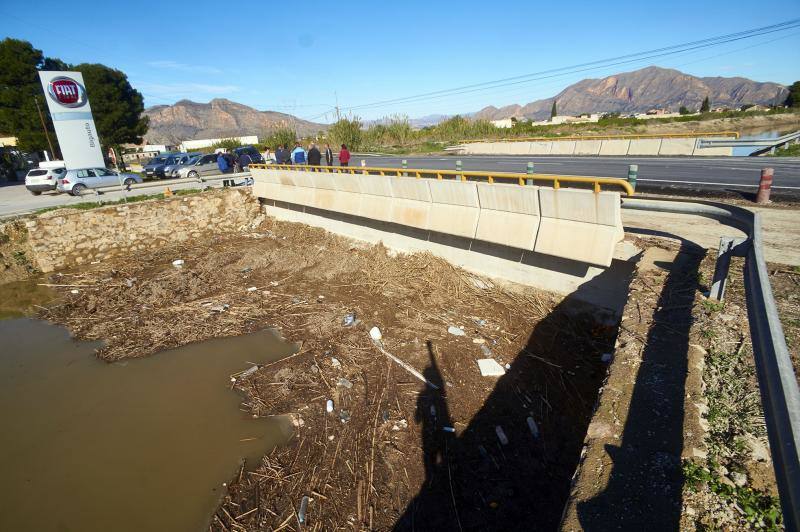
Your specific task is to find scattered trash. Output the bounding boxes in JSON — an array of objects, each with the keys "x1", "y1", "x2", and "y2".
[
  {"x1": 472, "y1": 338, "x2": 486, "y2": 344},
  {"x1": 601, "y1": 353, "x2": 613, "y2": 363},
  {"x1": 172, "y1": 259, "x2": 184, "y2": 268},
  {"x1": 447, "y1": 326, "x2": 466, "y2": 336},
  {"x1": 238, "y1": 365, "x2": 259, "y2": 379},
  {"x1": 392, "y1": 419, "x2": 409, "y2": 431},
  {"x1": 480, "y1": 344, "x2": 493, "y2": 357},
  {"x1": 246, "y1": 286, "x2": 257, "y2": 292},
  {"x1": 495, "y1": 425, "x2": 509, "y2": 445},
  {"x1": 328, "y1": 434, "x2": 335, "y2": 441},
  {"x1": 326, "y1": 399, "x2": 334, "y2": 413},
  {"x1": 240, "y1": 267, "x2": 253, "y2": 274},
  {"x1": 478, "y1": 358, "x2": 506, "y2": 377},
  {"x1": 505, "y1": 363, "x2": 511, "y2": 370},
  {"x1": 210, "y1": 304, "x2": 229, "y2": 313},
  {"x1": 342, "y1": 313, "x2": 356, "y2": 327},
  {"x1": 527, "y1": 417, "x2": 540, "y2": 438},
  {"x1": 369, "y1": 330, "x2": 439, "y2": 390},
  {"x1": 331, "y1": 357, "x2": 342, "y2": 369},
  {"x1": 474, "y1": 318, "x2": 487, "y2": 326},
  {"x1": 443, "y1": 426, "x2": 456, "y2": 433},
  {"x1": 125, "y1": 278, "x2": 135, "y2": 288},
  {"x1": 298, "y1": 495, "x2": 309, "y2": 524},
  {"x1": 339, "y1": 410, "x2": 351, "y2": 423},
  {"x1": 90, "y1": 260, "x2": 100, "y2": 265},
  {"x1": 70, "y1": 289, "x2": 80, "y2": 295},
  {"x1": 269, "y1": 281, "x2": 279, "y2": 286},
  {"x1": 430, "y1": 405, "x2": 436, "y2": 417},
  {"x1": 337, "y1": 377, "x2": 353, "y2": 389},
  {"x1": 317, "y1": 295, "x2": 325, "y2": 301},
  {"x1": 369, "y1": 326, "x2": 383, "y2": 341}
]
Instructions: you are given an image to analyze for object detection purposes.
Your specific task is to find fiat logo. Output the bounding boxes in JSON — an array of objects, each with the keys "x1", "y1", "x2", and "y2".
[{"x1": 47, "y1": 77, "x2": 87, "y2": 108}]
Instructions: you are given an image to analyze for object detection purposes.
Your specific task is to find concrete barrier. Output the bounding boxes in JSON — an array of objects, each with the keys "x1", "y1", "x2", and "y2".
[
  {"x1": 550, "y1": 141, "x2": 576, "y2": 155},
  {"x1": 626, "y1": 138, "x2": 662, "y2": 155},
  {"x1": 528, "y1": 141, "x2": 552, "y2": 155},
  {"x1": 534, "y1": 188, "x2": 623, "y2": 267},
  {"x1": 573, "y1": 140, "x2": 602, "y2": 156},
  {"x1": 389, "y1": 176, "x2": 432, "y2": 230},
  {"x1": 428, "y1": 180, "x2": 480, "y2": 238},
  {"x1": 475, "y1": 183, "x2": 540, "y2": 250},
  {"x1": 359, "y1": 174, "x2": 394, "y2": 222},
  {"x1": 658, "y1": 138, "x2": 696, "y2": 156},
  {"x1": 598, "y1": 139, "x2": 631, "y2": 156}
]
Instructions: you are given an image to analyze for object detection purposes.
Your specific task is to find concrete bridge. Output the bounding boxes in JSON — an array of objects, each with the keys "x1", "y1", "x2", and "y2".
[{"x1": 697, "y1": 129, "x2": 800, "y2": 155}]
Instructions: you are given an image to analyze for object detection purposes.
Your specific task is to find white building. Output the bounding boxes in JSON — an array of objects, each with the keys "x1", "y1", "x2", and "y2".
[
  {"x1": 180, "y1": 135, "x2": 259, "y2": 151},
  {"x1": 490, "y1": 118, "x2": 517, "y2": 129}
]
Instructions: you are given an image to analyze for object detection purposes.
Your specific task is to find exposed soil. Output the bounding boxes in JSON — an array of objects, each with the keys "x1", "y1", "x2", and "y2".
[
  {"x1": 0, "y1": 220, "x2": 38, "y2": 284},
  {"x1": 39, "y1": 217, "x2": 619, "y2": 531}
]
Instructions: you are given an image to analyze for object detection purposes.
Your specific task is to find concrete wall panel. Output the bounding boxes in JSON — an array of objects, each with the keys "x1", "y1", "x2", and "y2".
[
  {"x1": 627, "y1": 138, "x2": 662, "y2": 155},
  {"x1": 359, "y1": 195, "x2": 393, "y2": 222},
  {"x1": 528, "y1": 141, "x2": 552, "y2": 155},
  {"x1": 534, "y1": 218, "x2": 618, "y2": 267},
  {"x1": 550, "y1": 141, "x2": 576, "y2": 155},
  {"x1": 359, "y1": 175, "x2": 393, "y2": 197},
  {"x1": 429, "y1": 204, "x2": 480, "y2": 238},
  {"x1": 390, "y1": 198, "x2": 430, "y2": 229},
  {"x1": 428, "y1": 180, "x2": 479, "y2": 207},
  {"x1": 252, "y1": 168, "x2": 281, "y2": 184},
  {"x1": 538, "y1": 188, "x2": 620, "y2": 226},
  {"x1": 334, "y1": 173, "x2": 362, "y2": 193},
  {"x1": 475, "y1": 210, "x2": 539, "y2": 250},
  {"x1": 476, "y1": 183, "x2": 539, "y2": 215},
  {"x1": 574, "y1": 140, "x2": 602, "y2": 155},
  {"x1": 598, "y1": 139, "x2": 631, "y2": 156},
  {"x1": 658, "y1": 138, "x2": 696, "y2": 156},
  {"x1": 311, "y1": 172, "x2": 337, "y2": 190},
  {"x1": 693, "y1": 145, "x2": 733, "y2": 156},
  {"x1": 390, "y1": 176, "x2": 431, "y2": 201}
]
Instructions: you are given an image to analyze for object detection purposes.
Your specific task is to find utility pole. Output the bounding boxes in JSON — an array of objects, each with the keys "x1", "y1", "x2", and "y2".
[
  {"x1": 335, "y1": 91, "x2": 340, "y2": 121},
  {"x1": 34, "y1": 95, "x2": 56, "y2": 158}
]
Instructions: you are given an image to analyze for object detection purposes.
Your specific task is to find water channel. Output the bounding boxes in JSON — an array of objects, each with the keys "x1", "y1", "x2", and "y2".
[{"x1": 0, "y1": 317, "x2": 296, "y2": 531}]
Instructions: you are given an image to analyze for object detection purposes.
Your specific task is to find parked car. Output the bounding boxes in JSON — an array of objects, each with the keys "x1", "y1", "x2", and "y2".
[
  {"x1": 24, "y1": 166, "x2": 67, "y2": 195},
  {"x1": 142, "y1": 154, "x2": 176, "y2": 178},
  {"x1": 168, "y1": 154, "x2": 201, "y2": 178},
  {"x1": 233, "y1": 146, "x2": 264, "y2": 165},
  {"x1": 175, "y1": 153, "x2": 223, "y2": 178},
  {"x1": 160, "y1": 153, "x2": 201, "y2": 178},
  {"x1": 57, "y1": 168, "x2": 143, "y2": 196}
]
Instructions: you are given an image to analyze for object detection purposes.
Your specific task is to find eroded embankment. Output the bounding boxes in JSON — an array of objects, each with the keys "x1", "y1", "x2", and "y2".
[{"x1": 25, "y1": 204, "x2": 618, "y2": 530}]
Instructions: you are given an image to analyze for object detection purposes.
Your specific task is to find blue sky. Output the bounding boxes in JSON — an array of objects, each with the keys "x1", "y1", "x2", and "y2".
[{"x1": 2, "y1": 0, "x2": 799, "y2": 123}]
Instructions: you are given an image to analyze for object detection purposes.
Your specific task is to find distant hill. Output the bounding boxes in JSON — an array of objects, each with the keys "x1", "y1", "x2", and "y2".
[
  {"x1": 143, "y1": 98, "x2": 325, "y2": 144},
  {"x1": 472, "y1": 66, "x2": 788, "y2": 121}
]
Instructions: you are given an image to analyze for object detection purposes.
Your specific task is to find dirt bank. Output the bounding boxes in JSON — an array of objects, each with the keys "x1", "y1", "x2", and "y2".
[{"x1": 38, "y1": 216, "x2": 618, "y2": 530}]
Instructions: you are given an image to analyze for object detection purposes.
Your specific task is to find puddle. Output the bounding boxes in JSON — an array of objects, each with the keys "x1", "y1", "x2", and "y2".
[
  {"x1": 0, "y1": 279, "x2": 56, "y2": 319},
  {"x1": 0, "y1": 319, "x2": 297, "y2": 532}
]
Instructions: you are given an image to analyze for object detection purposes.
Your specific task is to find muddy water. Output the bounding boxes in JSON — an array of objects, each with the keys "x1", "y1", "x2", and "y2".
[
  {"x1": 0, "y1": 279, "x2": 56, "y2": 319},
  {"x1": 0, "y1": 319, "x2": 297, "y2": 532}
]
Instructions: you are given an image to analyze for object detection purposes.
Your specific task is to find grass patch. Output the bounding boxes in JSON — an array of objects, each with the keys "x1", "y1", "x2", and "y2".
[
  {"x1": 772, "y1": 142, "x2": 800, "y2": 157},
  {"x1": 683, "y1": 461, "x2": 782, "y2": 530},
  {"x1": 702, "y1": 299, "x2": 725, "y2": 313}
]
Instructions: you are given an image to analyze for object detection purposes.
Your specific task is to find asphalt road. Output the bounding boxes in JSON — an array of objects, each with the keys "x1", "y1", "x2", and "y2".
[{"x1": 357, "y1": 154, "x2": 800, "y2": 196}]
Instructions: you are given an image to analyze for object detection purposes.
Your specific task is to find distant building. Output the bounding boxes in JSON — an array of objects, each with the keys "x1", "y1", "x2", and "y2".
[
  {"x1": 120, "y1": 144, "x2": 177, "y2": 162},
  {"x1": 0, "y1": 136, "x2": 18, "y2": 147},
  {"x1": 743, "y1": 104, "x2": 769, "y2": 112},
  {"x1": 180, "y1": 135, "x2": 259, "y2": 151},
  {"x1": 490, "y1": 118, "x2": 517, "y2": 129}
]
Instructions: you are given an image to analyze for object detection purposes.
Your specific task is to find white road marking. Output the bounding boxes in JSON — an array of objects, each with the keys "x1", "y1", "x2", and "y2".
[{"x1": 637, "y1": 178, "x2": 800, "y2": 190}]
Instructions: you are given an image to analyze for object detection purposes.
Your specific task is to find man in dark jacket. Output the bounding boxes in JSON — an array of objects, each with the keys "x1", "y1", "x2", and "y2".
[
  {"x1": 239, "y1": 152, "x2": 252, "y2": 169},
  {"x1": 275, "y1": 145, "x2": 289, "y2": 164},
  {"x1": 307, "y1": 143, "x2": 322, "y2": 168},
  {"x1": 324, "y1": 143, "x2": 333, "y2": 166}
]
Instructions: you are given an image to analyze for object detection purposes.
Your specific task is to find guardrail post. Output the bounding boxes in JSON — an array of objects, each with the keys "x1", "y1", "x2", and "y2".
[
  {"x1": 526, "y1": 161, "x2": 534, "y2": 186},
  {"x1": 627, "y1": 164, "x2": 638, "y2": 191},
  {"x1": 709, "y1": 236, "x2": 746, "y2": 301},
  {"x1": 402, "y1": 159, "x2": 407, "y2": 177},
  {"x1": 361, "y1": 159, "x2": 367, "y2": 175},
  {"x1": 756, "y1": 167, "x2": 773, "y2": 204},
  {"x1": 456, "y1": 160, "x2": 462, "y2": 180}
]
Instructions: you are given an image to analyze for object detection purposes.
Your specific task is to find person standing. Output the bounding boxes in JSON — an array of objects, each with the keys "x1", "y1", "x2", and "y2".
[
  {"x1": 307, "y1": 143, "x2": 321, "y2": 168},
  {"x1": 338, "y1": 144, "x2": 351, "y2": 167},
  {"x1": 262, "y1": 147, "x2": 276, "y2": 164},
  {"x1": 216, "y1": 151, "x2": 229, "y2": 174},
  {"x1": 275, "y1": 145, "x2": 288, "y2": 164},
  {"x1": 291, "y1": 143, "x2": 307, "y2": 165},
  {"x1": 324, "y1": 143, "x2": 333, "y2": 166},
  {"x1": 239, "y1": 152, "x2": 252, "y2": 170}
]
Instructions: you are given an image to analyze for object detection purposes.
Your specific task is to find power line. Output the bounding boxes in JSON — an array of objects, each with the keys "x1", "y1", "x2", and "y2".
[{"x1": 318, "y1": 18, "x2": 799, "y2": 118}]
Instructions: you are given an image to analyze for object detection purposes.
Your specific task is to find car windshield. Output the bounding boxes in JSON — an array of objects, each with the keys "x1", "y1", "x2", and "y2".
[
  {"x1": 146, "y1": 157, "x2": 166, "y2": 165},
  {"x1": 186, "y1": 156, "x2": 200, "y2": 164}
]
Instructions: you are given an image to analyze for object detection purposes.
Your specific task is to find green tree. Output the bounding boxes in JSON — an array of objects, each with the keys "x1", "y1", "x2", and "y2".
[
  {"x1": 700, "y1": 96, "x2": 710, "y2": 113},
  {"x1": 210, "y1": 138, "x2": 244, "y2": 151},
  {"x1": 262, "y1": 127, "x2": 296, "y2": 150},
  {"x1": 784, "y1": 81, "x2": 800, "y2": 108},
  {"x1": 329, "y1": 116, "x2": 363, "y2": 151},
  {"x1": 73, "y1": 63, "x2": 148, "y2": 151},
  {"x1": 679, "y1": 106, "x2": 690, "y2": 115},
  {"x1": 0, "y1": 38, "x2": 59, "y2": 153},
  {"x1": 550, "y1": 100, "x2": 557, "y2": 119}
]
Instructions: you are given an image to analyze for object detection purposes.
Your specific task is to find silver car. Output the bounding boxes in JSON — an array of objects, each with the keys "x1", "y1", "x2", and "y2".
[
  {"x1": 57, "y1": 168, "x2": 143, "y2": 196},
  {"x1": 175, "y1": 153, "x2": 222, "y2": 179},
  {"x1": 162, "y1": 153, "x2": 201, "y2": 178}
]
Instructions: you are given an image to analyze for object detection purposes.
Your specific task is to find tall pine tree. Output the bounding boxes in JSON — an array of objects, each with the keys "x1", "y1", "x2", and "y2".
[
  {"x1": 700, "y1": 96, "x2": 710, "y2": 113},
  {"x1": 550, "y1": 100, "x2": 557, "y2": 119}
]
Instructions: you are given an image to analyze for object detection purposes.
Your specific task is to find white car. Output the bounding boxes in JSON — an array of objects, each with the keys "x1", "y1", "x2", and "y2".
[
  {"x1": 57, "y1": 168, "x2": 143, "y2": 196},
  {"x1": 25, "y1": 167, "x2": 67, "y2": 195}
]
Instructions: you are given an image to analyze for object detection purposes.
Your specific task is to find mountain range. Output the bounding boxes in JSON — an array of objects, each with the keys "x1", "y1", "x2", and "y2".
[
  {"x1": 141, "y1": 67, "x2": 789, "y2": 143},
  {"x1": 474, "y1": 66, "x2": 788, "y2": 121},
  {"x1": 143, "y1": 98, "x2": 324, "y2": 144}
]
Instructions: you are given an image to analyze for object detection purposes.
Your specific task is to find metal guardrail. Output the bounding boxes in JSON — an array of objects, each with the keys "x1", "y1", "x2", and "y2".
[
  {"x1": 622, "y1": 197, "x2": 800, "y2": 531},
  {"x1": 697, "y1": 130, "x2": 800, "y2": 149},
  {"x1": 458, "y1": 131, "x2": 741, "y2": 144},
  {"x1": 249, "y1": 163, "x2": 635, "y2": 196}
]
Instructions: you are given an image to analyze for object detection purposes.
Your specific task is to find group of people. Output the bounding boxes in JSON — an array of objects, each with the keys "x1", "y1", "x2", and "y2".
[
  {"x1": 215, "y1": 151, "x2": 251, "y2": 174},
  {"x1": 265, "y1": 143, "x2": 351, "y2": 168}
]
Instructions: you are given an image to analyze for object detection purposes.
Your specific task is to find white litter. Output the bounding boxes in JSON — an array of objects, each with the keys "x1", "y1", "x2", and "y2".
[
  {"x1": 477, "y1": 358, "x2": 506, "y2": 377},
  {"x1": 70, "y1": 289, "x2": 80, "y2": 295},
  {"x1": 447, "y1": 326, "x2": 466, "y2": 336},
  {"x1": 369, "y1": 326, "x2": 383, "y2": 341},
  {"x1": 472, "y1": 338, "x2": 486, "y2": 344},
  {"x1": 443, "y1": 426, "x2": 456, "y2": 433},
  {"x1": 326, "y1": 399, "x2": 334, "y2": 413},
  {"x1": 172, "y1": 259, "x2": 184, "y2": 268},
  {"x1": 331, "y1": 357, "x2": 342, "y2": 369},
  {"x1": 246, "y1": 286, "x2": 257, "y2": 292}
]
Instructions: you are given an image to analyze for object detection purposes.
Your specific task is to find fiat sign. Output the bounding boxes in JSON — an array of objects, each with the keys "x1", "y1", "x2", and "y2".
[{"x1": 47, "y1": 76, "x2": 87, "y2": 108}]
